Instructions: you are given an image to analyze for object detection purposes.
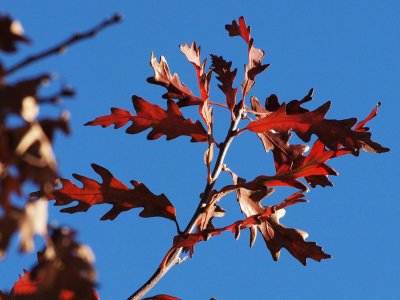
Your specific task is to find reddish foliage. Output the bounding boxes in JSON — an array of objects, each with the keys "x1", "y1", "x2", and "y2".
[
  {"x1": 180, "y1": 41, "x2": 212, "y2": 102},
  {"x1": 147, "y1": 52, "x2": 202, "y2": 107},
  {"x1": 12, "y1": 270, "x2": 38, "y2": 295},
  {"x1": 210, "y1": 54, "x2": 238, "y2": 117},
  {"x1": 243, "y1": 139, "x2": 350, "y2": 191},
  {"x1": 161, "y1": 192, "x2": 329, "y2": 268},
  {"x1": 244, "y1": 95, "x2": 389, "y2": 155},
  {"x1": 31, "y1": 164, "x2": 178, "y2": 225},
  {"x1": 225, "y1": 17, "x2": 270, "y2": 97},
  {"x1": 85, "y1": 96, "x2": 208, "y2": 142}
]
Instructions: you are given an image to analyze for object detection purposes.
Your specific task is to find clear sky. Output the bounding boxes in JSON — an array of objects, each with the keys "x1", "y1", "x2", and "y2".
[{"x1": 1, "y1": 1, "x2": 399, "y2": 299}]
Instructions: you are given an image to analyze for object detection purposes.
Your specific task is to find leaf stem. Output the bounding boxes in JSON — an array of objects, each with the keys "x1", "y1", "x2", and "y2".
[{"x1": 127, "y1": 105, "x2": 246, "y2": 300}]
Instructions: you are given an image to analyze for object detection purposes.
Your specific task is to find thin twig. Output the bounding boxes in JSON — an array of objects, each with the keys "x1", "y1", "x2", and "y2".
[
  {"x1": 127, "y1": 105, "x2": 246, "y2": 300},
  {"x1": 2, "y1": 13, "x2": 122, "y2": 76}
]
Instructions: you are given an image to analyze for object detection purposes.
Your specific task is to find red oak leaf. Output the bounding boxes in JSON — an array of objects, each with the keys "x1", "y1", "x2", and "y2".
[
  {"x1": 225, "y1": 17, "x2": 269, "y2": 97},
  {"x1": 179, "y1": 42, "x2": 214, "y2": 139},
  {"x1": 243, "y1": 99, "x2": 389, "y2": 155},
  {"x1": 146, "y1": 52, "x2": 202, "y2": 107},
  {"x1": 250, "y1": 96, "x2": 347, "y2": 188},
  {"x1": 85, "y1": 96, "x2": 208, "y2": 143},
  {"x1": 229, "y1": 170, "x2": 331, "y2": 265},
  {"x1": 30, "y1": 164, "x2": 178, "y2": 227},
  {"x1": 161, "y1": 192, "x2": 329, "y2": 268},
  {"x1": 244, "y1": 140, "x2": 349, "y2": 191},
  {"x1": 210, "y1": 54, "x2": 238, "y2": 117},
  {"x1": 180, "y1": 41, "x2": 212, "y2": 102}
]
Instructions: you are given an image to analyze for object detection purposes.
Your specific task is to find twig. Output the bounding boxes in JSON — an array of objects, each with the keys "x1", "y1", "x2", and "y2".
[
  {"x1": 2, "y1": 13, "x2": 122, "y2": 76},
  {"x1": 127, "y1": 105, "x2": 246, "y2": 300}
]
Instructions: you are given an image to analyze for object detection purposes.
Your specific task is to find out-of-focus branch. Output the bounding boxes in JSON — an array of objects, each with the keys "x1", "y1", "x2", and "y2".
[{"x1": 2, "y1": 13, "x2": 122, "y2": 76}]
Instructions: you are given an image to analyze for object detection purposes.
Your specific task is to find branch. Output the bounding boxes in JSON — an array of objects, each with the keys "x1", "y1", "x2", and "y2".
[
  {"x1": 127, "y1": 105, "x2": 246, "y2": 300},
  {"x1": 2, "y1": 13, "x2": 122, "y2": 76}
]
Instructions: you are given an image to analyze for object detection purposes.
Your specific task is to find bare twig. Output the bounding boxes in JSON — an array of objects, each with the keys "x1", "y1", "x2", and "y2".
[
  {"x1": 127, "y1": 105, "x2": 246, "y2": 300},
  {"x1": 2, "y1": 13, "x2": 122, "y2": 76}
]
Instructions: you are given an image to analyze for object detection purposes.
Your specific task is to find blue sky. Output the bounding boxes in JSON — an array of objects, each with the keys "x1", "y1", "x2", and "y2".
[{"x1": 1, "y1": 1, "x2": 399, "y2": 299}]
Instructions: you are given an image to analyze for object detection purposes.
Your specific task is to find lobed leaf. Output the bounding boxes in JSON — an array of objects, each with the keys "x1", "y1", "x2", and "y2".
[
  {"x1": 31, "y1": 164, "x2": 178, "y2": 226},
  {"x1": 161, "y1": 192, "x2": 330, "y2": 268},
  {"x1": 225, "y1": 17, "x2": 269, "y2": 97},
  {"x1": 244, "y1": 97, "x2": 389, "y2": 155},
  {"x1": 146, "y1": 52, "x2": 202, "y2": 107},
  {"x1": 85, "y1": 96, "x2": 208, "y2": 142},
  {"x1": 210, "y1": 54, "x2": 238, "y2": 117}
]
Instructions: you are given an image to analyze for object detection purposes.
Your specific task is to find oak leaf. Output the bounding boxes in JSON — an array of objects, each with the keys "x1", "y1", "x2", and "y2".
[
  {"x1": 180, "y1": 42, "x2": 212, "y2": 102},
  {"x1": 225, "y1": 17, "x2": 269, "y2": 97},
  {"x1": 0, "y1": 199, "x2": 48, "y2": 259},
  {"x1": 251, "y1": 96, "x2": 346, "y2": 188},
  {"x1": 31, "y1": 164, "x2": 178, "y2": 226},
  {"x1": 146, "y1": 52, "x2": 202, "y2": 107},
  {"x1": 230, "y1": 169, "x2": 331, "y2": 265},
  {"x1": 243, "y1": 98, "x2": 389, "y2": 155},
  {"x1": 85, "y1": 96, "x2": 208, "y2": 142},
  {"x1": 244, "y1": 139, "x2": 351, "y2": 191},
  {"x1": 210, "y1": 54, "x2": 238, "y2": 117},
  {"x1": 161, "y1": 192, "x2": 329, "y2": 268}
]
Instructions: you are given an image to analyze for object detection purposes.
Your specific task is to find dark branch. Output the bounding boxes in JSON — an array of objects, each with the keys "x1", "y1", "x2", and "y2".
[{"x1": 2, "y1": 13, "x2": 122, "y2": 76}]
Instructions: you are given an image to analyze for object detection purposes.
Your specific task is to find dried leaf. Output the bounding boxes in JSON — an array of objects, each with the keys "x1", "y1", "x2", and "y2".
[
  {"x1": 31, "y1": 164, "x2": 178, "y2": 224},
  {"x1": 147, "y1": 52, "x2": 202, "y2": 107},
  {"x1": 244, "y1": 99, "x2": 389, "y2": 155},
  {"x1": 210, "y1": 54, "x2": 238, "y2": 117},
  {"x1": 0, "y1": 75, "x2": 49, "y2": 120},
  {"x1": 251, "y1": 96, "x2": 343, "y2": 188},
  {"x1": 0, "y1": 199, "x2": 48, "y2": 259},
  {"x1": 85, "y1": 96, "x2": 208, "y2": 142},
  {"x1": 180, "y1": 41, "x2": 212, "y2": 102},
  {"x1": 10, "y1": 227, "x2": 98, "y2": 299},
  {"x1": 161, "y1": 192, "x2": 329, "y2": 268},
  {"x1": 0, "y1": 14, "x2": 30, "y2": 53},
  {"x1": 225, "y1": 17, "x2": 269, "y2": 97}
]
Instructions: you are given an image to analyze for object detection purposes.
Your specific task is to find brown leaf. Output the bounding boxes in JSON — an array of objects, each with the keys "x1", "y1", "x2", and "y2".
[
  {"x1": 230, "y1": 173, "x2": 331, "y2": 265},
  {"x1": 0, "y1": 75, "x2": 49, "y2": 120},
  {"x1": 85, "y1": 96, "x2": 208, "y2": 142},
  {"x1": 0, "y1": 14, "x2": 30, "y2": 53},
  {"x1": 10, "y1": 227, "x2": 98, "y2": 299},
  {"x1": 31, "y1": 164, "x2": 178, "y2": 225},
  {"x1": 0, "y1": 121, "x2": 59, "y2": 190},
  {"x1": 180, "y1": 41, "x2": 212, "y2": 102},
  {"x1": 0, "y1": 199, "x2": 48, "y2": 259},
  {"x1": 146, "y1": 52, "x2": 202, "y2": 107}
]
